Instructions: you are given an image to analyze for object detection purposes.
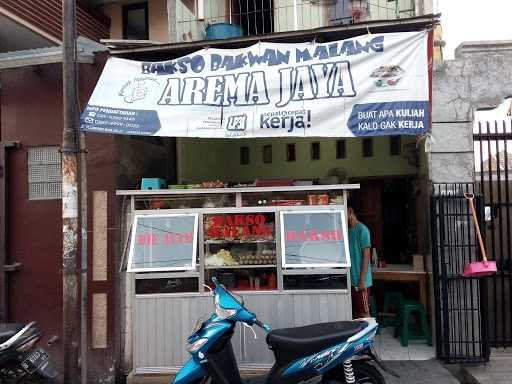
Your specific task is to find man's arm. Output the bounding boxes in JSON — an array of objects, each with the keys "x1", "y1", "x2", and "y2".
[{"x1": 358, "y1": 247, "x2": 371, "y2": 290}]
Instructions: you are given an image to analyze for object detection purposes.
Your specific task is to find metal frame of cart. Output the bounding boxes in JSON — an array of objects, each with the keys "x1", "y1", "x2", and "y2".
[{"x1": 117, "y1": 184, "x2": 359, "y2": 372}]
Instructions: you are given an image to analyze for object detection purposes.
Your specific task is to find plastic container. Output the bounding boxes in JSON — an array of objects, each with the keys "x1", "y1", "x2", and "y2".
[
  {"x1": 205, "y1": 23, "x2": 243, "y2": 40},
  {"x1": 141, "y1": 178, "x2": 166, "y2": 190},
  {"x1": 218, "y1": 272, "x2": 237, "y2": 289}
]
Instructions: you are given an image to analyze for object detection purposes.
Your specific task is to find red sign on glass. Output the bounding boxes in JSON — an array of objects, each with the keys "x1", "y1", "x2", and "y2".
[
  {"x1": 285, "y1": 229, "x2": 343, "y2": 242},
  {"x1": 137, "y1": 232, "x2": 193, "y2": 246},
  {"x1": 206, "y1": 214, "x2": 273, "y2": 239}
]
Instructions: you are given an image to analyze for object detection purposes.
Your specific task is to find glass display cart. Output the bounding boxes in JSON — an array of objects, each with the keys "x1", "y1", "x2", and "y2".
[{"x1": 118, "y1": 184, "x2": 358, "y2": 373}]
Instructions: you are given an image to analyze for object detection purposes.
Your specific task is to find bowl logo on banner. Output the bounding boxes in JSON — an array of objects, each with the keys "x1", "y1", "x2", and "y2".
[
  {"x1": 118, "y1": 77, "x2": 160, "y2": 103},
  {"x1": 370, "y1": 65, "x2": 404, "y2": 88}
]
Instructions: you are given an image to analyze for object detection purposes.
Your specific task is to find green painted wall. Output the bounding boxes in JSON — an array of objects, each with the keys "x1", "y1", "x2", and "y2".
[{"x1": 180, "y1": 136, "x2": 418, "y2": 184}]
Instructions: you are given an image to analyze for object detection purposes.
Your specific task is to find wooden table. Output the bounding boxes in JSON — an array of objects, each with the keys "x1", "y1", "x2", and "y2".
[{"x1": 372, "y1": 264, "x2": 428, "y2": 309}]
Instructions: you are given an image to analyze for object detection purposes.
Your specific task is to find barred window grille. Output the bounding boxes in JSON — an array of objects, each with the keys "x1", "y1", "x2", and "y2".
[
  {"x1": 176, "y1": 0, "x2": 416, "y2": 43},
  {"x1": 28, "y1": 146, "x2": 62, "y2": 200}
]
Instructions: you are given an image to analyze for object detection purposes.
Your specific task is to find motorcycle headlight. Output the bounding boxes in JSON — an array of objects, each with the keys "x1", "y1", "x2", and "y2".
[
  {"x1": 215, "y1": 306, "x2": 237, "y2": 319},
  {"x1": 214, "y1": 295, "x2": 237, "y2": 319},
  {"x1": 186, "y1": 337, "x2": 208, "y2": 353}
]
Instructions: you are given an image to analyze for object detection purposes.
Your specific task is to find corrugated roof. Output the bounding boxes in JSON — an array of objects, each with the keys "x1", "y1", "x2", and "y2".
[{"x1": 0, "y1": 36, "x2": 108, "y2": 70}]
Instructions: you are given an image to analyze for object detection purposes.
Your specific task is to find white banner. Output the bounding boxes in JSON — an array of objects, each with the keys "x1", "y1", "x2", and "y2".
[{"x1": 80, "y1": 31, "x2": 430, "y2": 138}]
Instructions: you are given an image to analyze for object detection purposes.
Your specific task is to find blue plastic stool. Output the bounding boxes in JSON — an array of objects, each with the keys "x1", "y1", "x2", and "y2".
[{"x1": 141, "y1": 178, "x2": 166, "y2": 190}]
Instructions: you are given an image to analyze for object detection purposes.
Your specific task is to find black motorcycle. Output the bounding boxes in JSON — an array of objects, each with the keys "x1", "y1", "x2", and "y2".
[{"x1": 0, "y1": 322, "x2": 58, "y2": 383}]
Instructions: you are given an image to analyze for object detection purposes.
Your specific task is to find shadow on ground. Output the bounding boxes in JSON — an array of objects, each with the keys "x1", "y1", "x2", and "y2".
[{"x1": 383, "y1": 360, "x2": 460, "y2": 384}]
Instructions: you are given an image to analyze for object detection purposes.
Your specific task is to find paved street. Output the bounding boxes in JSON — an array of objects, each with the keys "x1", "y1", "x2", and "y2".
[
  {"x1": 382, "y1": 361, "x2": 459, "y2": 384},
  {"x1": 461, "y1": 355, "x2": 512, "y2": 384},
  {"x1": 128, "y1": 360, "x2": 460, "y2": 384}
]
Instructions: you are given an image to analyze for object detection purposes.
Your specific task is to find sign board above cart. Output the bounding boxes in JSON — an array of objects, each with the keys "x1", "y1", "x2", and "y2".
[{"x1": 81, "y1": 31, "x2": 430, "y2": 138}]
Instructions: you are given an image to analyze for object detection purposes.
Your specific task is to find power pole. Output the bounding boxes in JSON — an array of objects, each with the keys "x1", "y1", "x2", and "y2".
[
  {"x1": 62, "y1": 0, "x2": 80, "y2": 382},
  {"x1": 80, "y1": 133, "x2": 88, "y2": 384}
]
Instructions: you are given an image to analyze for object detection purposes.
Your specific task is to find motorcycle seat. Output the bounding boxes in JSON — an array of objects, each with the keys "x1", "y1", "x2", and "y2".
[
  {"x1": 0, "y1": 323, "x2": 24, "y2": 344},
  {"x1": 266, "y1": 321, "x2": 367, "y2": 357}
]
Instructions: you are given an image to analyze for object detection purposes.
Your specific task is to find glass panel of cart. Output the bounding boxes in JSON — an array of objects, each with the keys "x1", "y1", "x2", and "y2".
[
  {"x1": 280, "y1": 210, "x2": 350, "y2": 268},
  {"x1": 128, "y1": 214, "x2": 198, "y2": 272},
  {"x1": 204, "y1": 212, "x2": 278, "y2": 291}
]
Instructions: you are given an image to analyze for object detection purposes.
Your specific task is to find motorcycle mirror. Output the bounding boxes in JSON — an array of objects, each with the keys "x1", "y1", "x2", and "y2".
[
  {"x1": 203, "y1": 284, "x2": 213, "y2": 293},
  {"x1": 243, "y1": 323, "x2": 257, "y2": 340}
]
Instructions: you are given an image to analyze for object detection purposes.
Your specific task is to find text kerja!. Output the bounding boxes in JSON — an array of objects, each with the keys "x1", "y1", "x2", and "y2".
[{"x1": 142, "y1": 36, "x2": 384, "y2": 108}]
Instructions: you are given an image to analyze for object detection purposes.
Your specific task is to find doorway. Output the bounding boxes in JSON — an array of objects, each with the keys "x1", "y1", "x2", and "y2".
[{"x1": 349, "y1": 177, "x2": 417, "y2": 264}]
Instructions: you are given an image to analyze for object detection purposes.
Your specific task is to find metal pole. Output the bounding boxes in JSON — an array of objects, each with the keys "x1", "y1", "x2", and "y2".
[
  {"x1": 80, "y1": 133, "x2": 88, "y2": 384},
  {"x1": 62, "y1": 0, "x2": 80, "y2": 382}
]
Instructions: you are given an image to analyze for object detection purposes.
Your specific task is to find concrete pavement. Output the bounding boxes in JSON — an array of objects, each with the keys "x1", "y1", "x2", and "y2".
[
  {"x1": 128, "y1": 360, "x2": 460, "y2": 383},
  {"x1": 383, "y1": 361, "x2": 460, "y2": 384},
  {"x1": 460, "y1": 356, "x2": 512, "y2": 384}
]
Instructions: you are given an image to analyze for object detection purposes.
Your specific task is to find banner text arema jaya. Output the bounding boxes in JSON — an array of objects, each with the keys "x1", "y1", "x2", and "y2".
[{"x1": 142, "y1": 36, "x2": 384, "y2": 108}]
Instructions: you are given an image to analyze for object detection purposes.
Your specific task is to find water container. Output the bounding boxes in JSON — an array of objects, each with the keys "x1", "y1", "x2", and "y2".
[{"x1": 205, "y1": 23, "x2": 243, "y2": 40}]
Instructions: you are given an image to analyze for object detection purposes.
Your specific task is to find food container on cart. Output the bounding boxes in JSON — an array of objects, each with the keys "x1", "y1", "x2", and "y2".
[
  {"x1": 317, "y1": 195, "x2": 330, "y2": 205},
  {"x1": 218, "y1": 272, "x2": 237, "y2": 289}
]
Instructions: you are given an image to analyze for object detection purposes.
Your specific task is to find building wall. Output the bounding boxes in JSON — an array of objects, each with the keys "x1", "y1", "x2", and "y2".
[
  {"x1": 180, "y1": 136, "x2": 419, "y2": 184},
  {"x1": 1, "y1": 65, "x2": 64, "y2": 368},
  {"x1": 174, "y1": 0, "x2": 225, "y2": 42},
  {"x1": 0, "y1": 58, "x2": 120, "y2": 382},
  {"x1": 0, "y1": 0, "x2": 110, "y2": 42},
  {"x1": 430, "y1": 41, "x2": 512, "y2": 183},
  {"x1": 102, "y1": 0, "x2": 169, "y2": 42},
  {"x1": 429, "y1": 40, "x2": 512, "y2": 346},
  {"x1": 273, "y1": 0, "x2": 327, "y2": 33},
  {"x1": 420, "y1": 0, "x2": 434, "y2": 15}
]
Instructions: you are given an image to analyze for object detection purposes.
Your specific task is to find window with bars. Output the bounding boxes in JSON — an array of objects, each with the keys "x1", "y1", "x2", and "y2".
[
  {"x1": 28, "y1": 146, "x2": 62, "y2": 200},
  {"x1": 176, "y1": 0, "x2": 416, "y2": 43},
  {"x1": 232, "y1": 0, "x2": 274, "y2": 36}
]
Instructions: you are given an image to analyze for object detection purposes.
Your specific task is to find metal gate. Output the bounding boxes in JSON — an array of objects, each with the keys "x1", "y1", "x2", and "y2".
[
  {"x1": 431, "y1": 183, "x2": 490, "y2": 363},
  {"x1": 474, "y1": 120, "x2": 512, "y2": 349}
]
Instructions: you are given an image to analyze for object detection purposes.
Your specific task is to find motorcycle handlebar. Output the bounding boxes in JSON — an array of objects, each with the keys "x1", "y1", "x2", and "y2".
[
  {"x1": 255, "y1": 319, "x2": 271, "y2": 332},
  {"x1": 0, "y1": 322, "x2": 36, "y2": 351}
]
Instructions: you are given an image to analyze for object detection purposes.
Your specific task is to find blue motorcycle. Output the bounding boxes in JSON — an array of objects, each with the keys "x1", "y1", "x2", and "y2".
[{"x1": 173, "y1": 277, "x2": 396, "y2": 384}]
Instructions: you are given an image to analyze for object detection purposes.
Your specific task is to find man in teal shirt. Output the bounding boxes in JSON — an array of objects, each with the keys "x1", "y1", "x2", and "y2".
[{"x1": 348, "y1": 206, "x2": 372, "y2": 318}]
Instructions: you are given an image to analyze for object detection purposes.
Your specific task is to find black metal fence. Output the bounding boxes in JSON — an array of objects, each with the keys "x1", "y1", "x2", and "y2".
[
  {"x1": 475, "y1": 120, "x2": 512, "y2": 349},
  {"x1": 431, "y1": 183, "x2": 490, "y2": 363}
]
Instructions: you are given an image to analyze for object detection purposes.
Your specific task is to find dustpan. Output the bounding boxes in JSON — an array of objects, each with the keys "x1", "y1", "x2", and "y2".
[{"x1": 463, "y1": 193, "x2": 497, "y2": 277}]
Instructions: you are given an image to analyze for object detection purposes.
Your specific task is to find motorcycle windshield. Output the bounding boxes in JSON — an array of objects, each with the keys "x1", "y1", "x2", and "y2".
[{"x1": 215, "y1": 284, "x2": 256, "y2": 324}]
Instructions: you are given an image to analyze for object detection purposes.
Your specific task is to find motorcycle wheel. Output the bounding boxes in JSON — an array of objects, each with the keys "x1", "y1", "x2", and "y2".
[{"x1": 323, "y1": 361, "x2": 386, "y2": 384}]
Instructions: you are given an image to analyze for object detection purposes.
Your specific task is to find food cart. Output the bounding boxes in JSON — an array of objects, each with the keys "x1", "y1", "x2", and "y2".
[{"x1": 118, "y1": 184, "x2": 358, "y2": 373}]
